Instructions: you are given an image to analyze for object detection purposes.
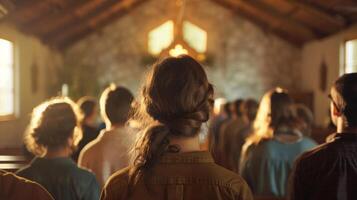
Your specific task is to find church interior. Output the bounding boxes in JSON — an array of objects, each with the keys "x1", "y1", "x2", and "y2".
[{"x1": 1, "y1": 0, "x2": 357, "y2": 199}]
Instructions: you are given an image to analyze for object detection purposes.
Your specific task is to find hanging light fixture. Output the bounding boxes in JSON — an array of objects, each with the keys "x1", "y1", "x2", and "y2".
[{"x1": 161, "y1": 0, "x2": 206, "y2": 61}]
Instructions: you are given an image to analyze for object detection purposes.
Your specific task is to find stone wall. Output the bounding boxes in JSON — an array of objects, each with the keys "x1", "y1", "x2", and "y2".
[{"x1": 64, "y1": 0, "x2": 302, "y2": 101}]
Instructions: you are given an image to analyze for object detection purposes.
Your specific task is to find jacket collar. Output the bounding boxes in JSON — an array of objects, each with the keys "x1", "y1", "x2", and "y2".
[{"x1": 333, "y1": 132, "x2": 357, "y2": 141}]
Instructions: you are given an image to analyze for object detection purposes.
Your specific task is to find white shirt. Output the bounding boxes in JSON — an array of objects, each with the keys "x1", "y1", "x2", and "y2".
[{"x1": 78, "y1": 126, "x2": 135, "y2": 187}]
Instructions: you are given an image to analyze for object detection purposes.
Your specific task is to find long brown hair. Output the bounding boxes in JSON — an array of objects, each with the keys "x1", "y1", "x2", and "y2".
[
  {"x1": 244, "y1": 88, "x2": 302, "y2": 146},
  {"x1": 129, "y1": 55, "x2": 213, "y2": 189}
]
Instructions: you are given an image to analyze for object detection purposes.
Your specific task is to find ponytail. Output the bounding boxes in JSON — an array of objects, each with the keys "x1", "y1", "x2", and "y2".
[{"x1": 128, "y1": 123, "x2": 170, "y2": 189}]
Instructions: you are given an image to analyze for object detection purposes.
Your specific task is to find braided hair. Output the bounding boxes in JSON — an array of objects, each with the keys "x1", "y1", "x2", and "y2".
[{"x1": 129, "y1": 55, "x2": 214, "y2": 190}]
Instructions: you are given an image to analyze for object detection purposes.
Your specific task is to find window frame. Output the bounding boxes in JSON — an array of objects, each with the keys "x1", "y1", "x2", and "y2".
[
  {"x1": 0, "y1": 36, "x2": 18, "y2": 121},
  {"x1": 341, "y1": 34, "x2": 357, "y2": 75}
]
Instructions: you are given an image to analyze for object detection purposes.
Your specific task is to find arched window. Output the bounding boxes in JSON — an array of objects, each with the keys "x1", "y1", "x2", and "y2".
[
  {"x1": 148, "y1": 20, "x2": 174, "y2": 56},
  {"x1": 148, "y1": 20, "x2": 207, "y2": 60}
]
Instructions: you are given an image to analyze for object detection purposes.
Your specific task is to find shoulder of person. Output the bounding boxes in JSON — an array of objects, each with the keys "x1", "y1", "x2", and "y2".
[
  {"x1": 209, "y1": 163, "x2": 250, "y2": 189},
  {"x1": 295, "y1": 142, "x2": 330, "y2": 169},
  {"x1": 101, "y1": 167, "x2": 130, "y2": 199},
  {"x1": 79, "y1": 136, "x2": 103, "y2": 158},
  {"x1": 1, "y1": 170, "x2": 54, "y2": 200},
  {"x1": 74, "y1": 164, "x2": 98, "y2": 182},
  {"x1": 210, "y1": 166, "x2": 253, "y2": 199},
  {"x1": 104, "y1": 167, "x2": 130, "y2": 188}
]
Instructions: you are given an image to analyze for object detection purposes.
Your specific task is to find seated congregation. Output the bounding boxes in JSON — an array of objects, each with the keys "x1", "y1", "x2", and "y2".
[{"x1": 2, "y1": 55, "x2": 357, "y2": 200}]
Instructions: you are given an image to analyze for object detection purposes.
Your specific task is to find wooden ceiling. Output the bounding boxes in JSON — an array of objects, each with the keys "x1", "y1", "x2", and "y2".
[
  {"x1": 0, "y1": 0, "x2": 146, "y2": 50},
  {"x1": 1, "y1": 0, "x2": 357, "y2": 50}
]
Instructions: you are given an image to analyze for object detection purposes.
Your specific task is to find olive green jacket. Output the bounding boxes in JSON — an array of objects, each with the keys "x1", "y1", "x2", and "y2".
[{"x1": 101, "y1": 151, "x2": 253, "y2": 200}]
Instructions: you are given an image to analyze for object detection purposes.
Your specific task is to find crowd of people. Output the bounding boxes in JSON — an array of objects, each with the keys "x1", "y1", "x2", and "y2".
[{"x1": 1, "y1": 55, "x2": 357, "y2": 200}]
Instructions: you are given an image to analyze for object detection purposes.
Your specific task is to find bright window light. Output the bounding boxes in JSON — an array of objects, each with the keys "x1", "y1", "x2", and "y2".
[
  {"x1": 169, "y1": 44, "x2": 188, "y2": 57},
  {"x1": 148, "y1": 20, "x2": 174, "y2": 55},
  {"x1": 0, "y1": 38, "x2": 15, "y2": 117},
  {"x1": 183, "y1": 21, "x2": 207, "y2": 53},
  {"x1": 345, "y1": 39, "x2": 357, "y2": 73}
]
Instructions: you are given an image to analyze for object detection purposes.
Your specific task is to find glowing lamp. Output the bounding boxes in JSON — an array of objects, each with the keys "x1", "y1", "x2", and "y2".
[{"x1": 169, "y1": 44, "x2": 188, "y2": 57}]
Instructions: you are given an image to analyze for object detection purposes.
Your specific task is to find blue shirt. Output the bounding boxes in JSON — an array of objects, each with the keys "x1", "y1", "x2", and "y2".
[
  {"x1": 17, "y1": 157, "x2": 100, "y2": 200},
  {"x1": 240, "y1": 136, "x2": 317, "y2": 197}
]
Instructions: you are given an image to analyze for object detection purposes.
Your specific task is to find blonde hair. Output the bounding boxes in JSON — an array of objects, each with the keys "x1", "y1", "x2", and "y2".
[{"x1": 25, "y1": 97, "x2": 83, "y2": 156}]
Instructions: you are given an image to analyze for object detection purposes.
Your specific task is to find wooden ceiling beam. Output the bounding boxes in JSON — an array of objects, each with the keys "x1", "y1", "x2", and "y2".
[
  {"x1": 54, "y1": 0, "x2": 147, "y2": 50},
  {"x1": 42, "y1": 0, "x2": 120, "y2": 42},
  {"x1": 22, "y1": 0, "x2": 89, "y2": 35},
  {"x1": 246, "y1": 0, "x2": 319, "y2": 40},
  {"x1": 212, "y1": 0, "x2": 314, "y2": 45},
  {"x1": 2, "y1": 0, "x2": 58, "y2": 24},
  {"x1": 35, "y1": 0, "x2": 113, "y2": 37},
  {"x1": 289, "y1": 1, "x2": 346, "y2": 30}
]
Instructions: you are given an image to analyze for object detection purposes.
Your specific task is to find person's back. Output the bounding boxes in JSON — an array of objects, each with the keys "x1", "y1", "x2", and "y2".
[
  {"x1": 17, "y1": 157, "x2": 99, "y2": 200},
  {"x1": 79, "y1": 126, "x2": 135, "y2": 187},
  {"x1": 0, "y1": 169, "x2": 53, "y2": 200},
  {"x1": 78, "y1": 85, "x2": 135, "y2": 187},
  {"x1": 241, "y1": 134, "x2": 316, "y2": 197},
  {"x1": 240, "y1": 89, "x2": 317, "y2": 197},
  {"x1": 290, "y1": 133, "x2": 357, "y2": 200},
  {"x1": 72, "y1": 97, "x2": 100, "y2": 162},
  {"x1": 101, "y1": 56, "x2": 253, "y2": 200},
  {"x1": 16, "y1": 97, "x2": 100, "y2": 200},
  {"x1": 102, "y1": 151, "x2": 252, "y2": 200},
  {"x1": 290, "y1": 73, "x2": 357, "y2": 200},
  {"x1": 218, "y1": 116, "x2": 247, "y2": 172}
]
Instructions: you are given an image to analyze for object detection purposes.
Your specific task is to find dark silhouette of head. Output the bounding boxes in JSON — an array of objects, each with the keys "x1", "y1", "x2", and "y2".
[
  {"x1": 100, "y1": 85, "x2": 134, "y2": 126},
  {"x1": 232, "y1": 99, "x2": 244, "y2": 117},
  {"x1": 77, "y1": 96, "x2": 97, "y2": 124},
  {"x1": 241, "y1": 99, "x2": 259, "y2": 123}
]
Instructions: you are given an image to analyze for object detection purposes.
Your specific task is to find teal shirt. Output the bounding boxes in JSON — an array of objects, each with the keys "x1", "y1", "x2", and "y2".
[
  {"x1": 17, "y1": 157, "x2": 100, "y2": 200},
  {"x1": 240, "y1": 137, "x2": 317, "y2": 197}
]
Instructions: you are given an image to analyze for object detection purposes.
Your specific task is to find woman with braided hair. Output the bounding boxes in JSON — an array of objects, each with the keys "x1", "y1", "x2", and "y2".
[{"x1": 101, "y1": 55, "x2": 253, "y2": 200}]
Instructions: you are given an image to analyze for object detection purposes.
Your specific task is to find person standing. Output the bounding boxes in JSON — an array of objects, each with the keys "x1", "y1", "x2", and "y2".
[
  {"x1": 17, "y1": 97, "x2": 100, "y2": 200},
  {"x1": 101, "y1": 56, "x2": 253, "y2": 200},
  {"x1": 289, "y1": 73, "x2": 357, "y2": 200},
  {"x1": 78, "y1": 85, "x2": 135, "y2": 187}
]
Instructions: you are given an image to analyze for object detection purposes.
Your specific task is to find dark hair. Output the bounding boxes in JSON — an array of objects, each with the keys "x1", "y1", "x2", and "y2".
[
  {"x1": 332, "y1": 73, "x2": 357, "y2": 127},
  {"x1": 25, "y1": 97, "x2": 82, "y2": 155},
  {"x1": 295, "y1": 103, "x2": 314, "y2": 136},
  {"x1": 242, "y1": 99, "x2": 258, "y2": 122},
  {"x1": 100, "y1": 85, "x2": 134, "y2": 125},
  {"x1": 77, "y1": 96, "x2": 97, "y2": 122},
  {"x1": 232, "y1": 99, "x2": 244, "y2": 117},
  {"x1": 223, "y1": 102, "x2": 231, "y2": 116},
  {"x1": 270, "y1": 91, "x2": 300, "y2": 129},
  {"x1": 129, "y1": 55, "x2": 214, "y2": 189},
  {"x1": 246, "y1": 88, "x2": 303, "y2": 145}
]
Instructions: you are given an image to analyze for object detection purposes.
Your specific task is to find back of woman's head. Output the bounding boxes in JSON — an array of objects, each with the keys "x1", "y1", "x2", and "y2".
[
  {"x1": 248, "y1": 88, "x2": 300, "y2": 145},
  {"x1": 241, "y1": 99, "x2": 258, "y2": 123},
  {"x1": 269, "y1": 91, "x2": 298, "y2": 129},
  {"x1": 25, "y1": 97, "x2": 82, "y2": 156},
  {"x1": 130, "y1": 55, "x2": 213, "y2": 186}
]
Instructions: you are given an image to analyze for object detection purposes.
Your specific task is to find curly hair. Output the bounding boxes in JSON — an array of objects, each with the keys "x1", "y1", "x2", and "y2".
[{"x1": 25, "y1": 97, "x2": 83, "y2": 156}]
